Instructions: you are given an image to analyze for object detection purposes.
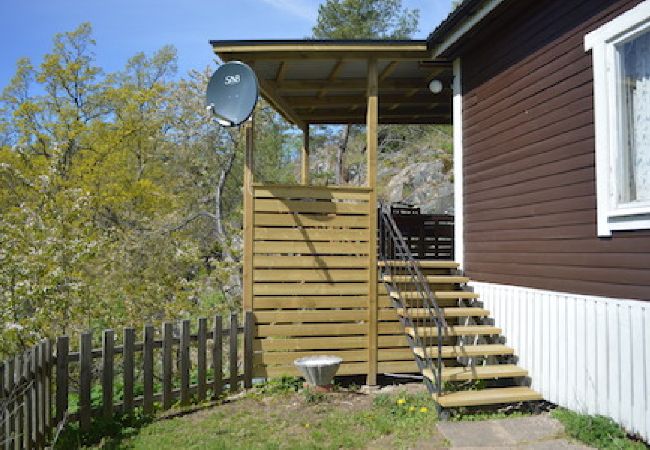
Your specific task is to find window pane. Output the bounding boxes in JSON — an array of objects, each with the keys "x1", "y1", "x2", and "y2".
[{"x1": 619, "y1": 29, "x2": 650, "y2": 204}]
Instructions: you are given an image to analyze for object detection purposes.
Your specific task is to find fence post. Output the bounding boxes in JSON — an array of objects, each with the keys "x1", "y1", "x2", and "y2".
[
  {"x1": 79, "y1": 332, "x2": 92, "y2": 432},
  {"x1": 22, "y1": 350, "x2": 31, "y2": 449},
  {"x1": 143, "y1": 325, "x2": 154, "y2": 415},
  {"x1": 38, "y1": 341, "x2": 47, "y2": 446},
  {"x1": 102, "y1": 330, "x2": 114, "y2": 419},
  {"x1": 0, "y1": 361, "x2": 4, "y2": 450},
  {"x1": 244, "y1": 312, "x2": 254, "y2": 389},
  {"x1": 229, "y1": 314, "x2": 238, "y2": 393},
  {"x1": 212, "y1": 315, "x2": 223, "y2": 399},
  {"x1": 197, "y1": 318, "x2": 207, "y2": 402},
  {"x1": 123, "y1": 328, "x2": 135, "y2": 414},
  {"x1": 13, "y1": 356, "x2": 21, "y2": 450},
  {"x1": 180, "y1": 320, "x2": 190, "y2": 406},
  {"x1": 31, "y1": 345, "x2": 41, "y2": 448},
  {"x1": 162, "y1": 323, "x2": 173, "y2": 410},
  {"x1": 3, "y1": 359, "x2": 14, "y2": 450},
  {"x1": 55, "y1": 336, "x2": 69, "y2": 424},
  {"x1": 43, "y1": 340, "x2": 52, "y2": 442}
]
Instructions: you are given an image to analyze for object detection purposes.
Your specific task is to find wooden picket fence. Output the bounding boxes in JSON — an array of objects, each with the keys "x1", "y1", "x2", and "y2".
[{"x1": 0, "y1": 312, "x2": 254, "y2": 449}]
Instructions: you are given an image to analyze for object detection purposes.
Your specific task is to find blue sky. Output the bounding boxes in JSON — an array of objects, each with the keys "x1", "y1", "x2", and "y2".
[{"x1": 0, "y1": 0, "x2": 452, "y2": 89}]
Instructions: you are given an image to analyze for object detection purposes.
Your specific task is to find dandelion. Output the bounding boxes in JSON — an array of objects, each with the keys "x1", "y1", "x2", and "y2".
[
  {"x1": 420, "y1": 407, "x2": 429, "y2": 413},
  {"x1": 397, "y1": 398, "x2": 406, "y2": 405}
]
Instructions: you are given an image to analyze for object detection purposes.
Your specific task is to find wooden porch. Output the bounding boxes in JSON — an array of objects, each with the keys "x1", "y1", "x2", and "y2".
[
  {"x1": 211, "y1": 40, "x2": 454, "y2": 385},
  {"x1": 212, "y1": 41, "x2": 540, "y2": 412}
]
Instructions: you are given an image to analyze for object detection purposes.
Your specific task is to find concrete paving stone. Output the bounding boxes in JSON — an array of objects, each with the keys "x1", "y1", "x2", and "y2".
[{"x1": 436, "y1": 414, "x2": 593, "y2": 449}]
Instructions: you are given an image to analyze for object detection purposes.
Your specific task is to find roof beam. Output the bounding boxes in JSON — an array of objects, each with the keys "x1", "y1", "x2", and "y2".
[
  {"x1": 275, "y1": 61, "x2": 288, "y2": 81},
  {"x1": 299, "y1": 106, "x2": 450, "y2": 117},
  {"x1": 379, "y1": 61, "x2": 399, "y2": 81},
  {"x1": 286, "y1": 94, "x2": 447, "y2": 108},
  {"x1": 318, "y1": 60, "x2": 346, "y2": 99},
  {"x1": 271, "y1": 78, "x2": 446, "y2": 91},
  {"x1": 257, "y1": 77, "x2": 306, "y2": 129},
  {"x1": 305, "y1": 115, "x2": 451, "y2": 125}
]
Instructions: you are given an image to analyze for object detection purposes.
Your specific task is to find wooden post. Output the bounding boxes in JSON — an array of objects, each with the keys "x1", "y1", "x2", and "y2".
[
  {"x1": 79, "y1": 333, "x2": 92, "y2": 432},
  {"x1": 243, "y1": 117, "x2": 255, "y2": 313},
  {"x1": 366, "y1": 58, "x2": 379, "y2": 386},
  {"x1": 31, "y1": 345, "x2": 39, "y2": 447},
  {"x1": 13, "y1": 356, "x2": 21, "y2": 450},
  {"x1": 180, "y1": 320, "x2": 190, "y2": 406},
  {"x1": 162, "y1": 323, "x2": 173, "y2": 409},
  {"x1": 212, "y1": 315, "x2": 223, "y2": 399},
  {"x1": 0, "y1": 360, "x2": 5, "y2": 449},
  {"x1": 4, "y1": 359, "x2": 14, "y2": 449},
  {"x1": 43, "y1": 340, "x2": 52, "y2": 441},
  {"x1": 22, "y1": 353, "x2": 30, "y2": 450},
  {"x1": 243, "y1": 311, "x2": 254, "y2": 389},
  {"x1": 229, "y1": 314, "x2": 238, "y2": 393},
  {"x1": 197, "y1": 318, "x2": 207, "y2": 401},
  {"x1": 301, "y1": 125, "x2": 310, "y2": 185},
  {"x1": 143, "y1": 325, "x2": 154, "y2": 414},
  {"x1": 55, "y1": 337, "x2": 68, "y2": 424},
  {"x1": 102, "y1": 330, "x2": 114, "y2": 419},
  {"x1": 38, "y1": 340, "x2": 47, "y2": 445},
  {"x1": 123, "y1": 328, "x2": 135, "y2": 415}
]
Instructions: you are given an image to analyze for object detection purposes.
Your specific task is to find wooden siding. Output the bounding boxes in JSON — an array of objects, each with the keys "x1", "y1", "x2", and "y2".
[
  {"x1": 461, "y1": 0, "x2": 650, "y2": 300},
  {"x1": 250, "y1": 184, "x2": 416, "y2": 377}
]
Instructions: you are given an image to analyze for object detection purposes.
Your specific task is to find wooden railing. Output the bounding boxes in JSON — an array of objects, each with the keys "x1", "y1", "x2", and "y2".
[
  {"x1": 385, "y1": 206, "x2": 454, "y2": 260},
  {"x1": 0, "y1": 312, "x2": 253, "y2": 449}
]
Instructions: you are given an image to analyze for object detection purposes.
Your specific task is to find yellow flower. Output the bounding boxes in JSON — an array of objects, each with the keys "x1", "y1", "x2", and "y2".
[
  {"x1": 409, "y1": 406, "x2": 416, "y2": 412},
  {"x1": 420, "y1": 407, "x2": 429, "y2": 413},
  {"x1": 304, "y1": 423, "x2": 310, "y2": 428},
  {"x1": 397, "y1": 398, "x2": 406, "y2": 405}
]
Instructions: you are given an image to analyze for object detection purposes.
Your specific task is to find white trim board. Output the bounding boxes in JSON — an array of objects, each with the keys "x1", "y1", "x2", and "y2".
[
  {"x1": 584, "y1": 0, "x2": 650, "y2": 236},
  {"x1": 473, "y1": 281, "x2": 650, "y2": 442},
  {"x1": 431, "y1": 0, "x2": 505, "y2": 57},
  {"x1": 452, "y1": 58, "x2": 464, "y2": 267}
]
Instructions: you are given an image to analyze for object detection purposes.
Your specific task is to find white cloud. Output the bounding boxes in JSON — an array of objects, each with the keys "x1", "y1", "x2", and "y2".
[{"x1": 259, "y1": 0, "x2": 318, "y2": 22}]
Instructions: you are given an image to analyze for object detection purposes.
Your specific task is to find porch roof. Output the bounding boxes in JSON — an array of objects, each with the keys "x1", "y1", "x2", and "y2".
[{"x1": 210, "y1": 39, "x2": 453, "y2": 128}]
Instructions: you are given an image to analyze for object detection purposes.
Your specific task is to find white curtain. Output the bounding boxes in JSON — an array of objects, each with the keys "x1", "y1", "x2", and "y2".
[{"x1": 621, "y1": 30, "x2": 650, "y2": 203}]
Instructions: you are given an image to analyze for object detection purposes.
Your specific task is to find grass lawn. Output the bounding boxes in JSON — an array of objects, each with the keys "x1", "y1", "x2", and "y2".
[{"x1": 88, "y1": 382, "x2": 445, "y2": 449}]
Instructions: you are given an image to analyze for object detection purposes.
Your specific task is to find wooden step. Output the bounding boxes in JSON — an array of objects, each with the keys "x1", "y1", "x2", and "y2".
[
  {"x1": 433, "y1": 386, "x2": 543, "y2": 408},
  {"x1": 413, "y1": 344, "x2": 514, "y2": 359},
  {"x1": 405, "y1": 325, "x2": 501, "y2": 338},
  {"x1": 383, "y1": 275, "x2": 470, "y2": 284},
  {"x1": 434, "y1": 291, "x2": 479, "y2": 300},
  {"x1": 378, "y1": 260, "x2": 460, "y2": 269},
  {"x1": 423, "y1": 365, "x2": 528, "y2": 382},
  {"x1": 396, "y1": 307, "x2": 489, "y2": 318}
]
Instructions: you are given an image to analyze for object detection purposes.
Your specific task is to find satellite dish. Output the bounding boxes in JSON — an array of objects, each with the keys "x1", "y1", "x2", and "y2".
[{"x1": 206, "y1": 61, "x2": 259, "y2": 127}]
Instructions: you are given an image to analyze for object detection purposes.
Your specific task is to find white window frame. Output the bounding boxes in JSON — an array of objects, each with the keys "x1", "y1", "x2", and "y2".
[{"x1": 585, "y1": 0, "x2": 650, "y2": 236}]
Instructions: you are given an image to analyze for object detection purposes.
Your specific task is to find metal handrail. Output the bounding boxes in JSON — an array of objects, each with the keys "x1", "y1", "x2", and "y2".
[{"x1": 378, "y1": 202, "x2": 446, "y2": 395}]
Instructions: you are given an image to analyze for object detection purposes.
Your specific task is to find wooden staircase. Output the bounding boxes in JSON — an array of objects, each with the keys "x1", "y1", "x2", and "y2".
[{"x1": 377, "y1": 258, "x2": 542, "y2": 410}]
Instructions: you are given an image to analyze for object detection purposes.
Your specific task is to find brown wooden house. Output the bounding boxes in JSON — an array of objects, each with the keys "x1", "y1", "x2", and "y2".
[{"x1": 211, "y1": 0, "x2": 650, "y2": 440}]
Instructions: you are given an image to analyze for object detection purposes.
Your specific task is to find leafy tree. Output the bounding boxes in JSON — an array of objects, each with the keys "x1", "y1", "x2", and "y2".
[
  {"x1": 313, "y1": 0, "x2": 419, "y2": 39},
  {"x1": 0, "y1": 23, "x2": 298, "y2": 357},
  {"x1": 311, "y1": 0, "x2": 419, "y2": 184}
]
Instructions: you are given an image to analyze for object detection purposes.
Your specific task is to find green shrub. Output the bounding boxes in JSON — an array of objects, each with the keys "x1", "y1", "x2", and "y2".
[{"x1": 253, "y1": 375, "x2": 303, "y2": 396}]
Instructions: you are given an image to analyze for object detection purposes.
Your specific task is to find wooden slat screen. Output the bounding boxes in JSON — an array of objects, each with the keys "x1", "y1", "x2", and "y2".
[{"x1": 252, "y1": 184, "x2": 375, "y2": 377}]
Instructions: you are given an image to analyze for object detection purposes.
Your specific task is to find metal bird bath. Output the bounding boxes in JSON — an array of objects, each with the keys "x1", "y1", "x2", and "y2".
[{"x1": 294, "y1": 356, "x2": 342, "y2": 391}]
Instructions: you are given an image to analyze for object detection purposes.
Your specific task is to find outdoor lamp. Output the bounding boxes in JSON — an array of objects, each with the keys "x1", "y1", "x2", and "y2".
[{"x1": 428, "y1": 79, "x2": 443, "y2": 94}]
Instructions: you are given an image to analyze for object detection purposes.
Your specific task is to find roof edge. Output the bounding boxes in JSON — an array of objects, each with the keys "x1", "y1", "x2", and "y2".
[
  {"x1": 427, "y1": 0, "x2": 504, "y2": 58},
  {"x1": 210, "y1": 38, "x2": 427, "y2": 47}
]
